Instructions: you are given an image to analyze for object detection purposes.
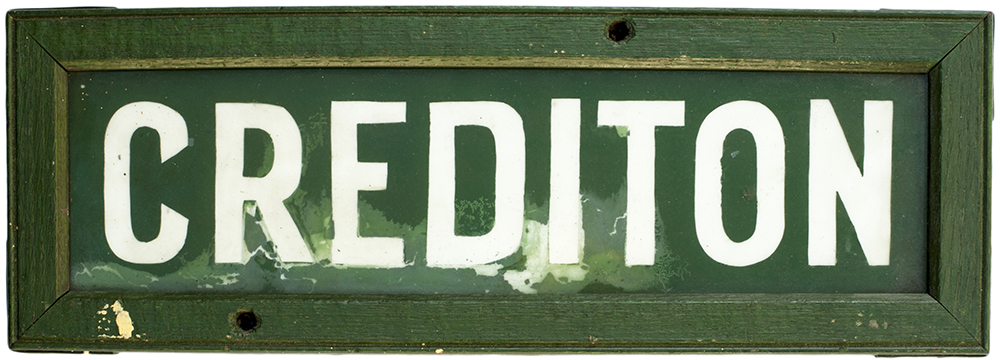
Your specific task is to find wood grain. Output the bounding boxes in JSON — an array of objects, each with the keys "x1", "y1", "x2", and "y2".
[
  {"x1": 7, "y1": 25, "x2": 70, "y2": 340},
  {"x1": 928, "y1": 14, "x2": 992, "y2": 349},
  {"x1": 12, "y1": 293, "x2": 983, "y2": 354},
  {"x1": 6, "y1": 7, "x2": 992, "y2": 354},
  {"x1": 61, "y1": 56, "x2": 935, "y2": 73},
  {"x1": 12, "y1": 8, "x2": 984, "y2": 68}
]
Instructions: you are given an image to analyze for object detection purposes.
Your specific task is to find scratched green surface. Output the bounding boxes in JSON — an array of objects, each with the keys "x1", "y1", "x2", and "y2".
[{"x1": 67, "y1": 69, "x2": 927, "y2": 294}]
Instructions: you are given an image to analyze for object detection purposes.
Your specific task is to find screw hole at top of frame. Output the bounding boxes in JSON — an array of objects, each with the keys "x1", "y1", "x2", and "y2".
[{"x1": 607, "y1": 19, "x2": 635, "y2": 43}]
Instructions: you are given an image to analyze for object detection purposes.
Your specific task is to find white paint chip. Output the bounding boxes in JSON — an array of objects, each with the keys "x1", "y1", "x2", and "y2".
[
  {"x1": 112, "y1": 301, "x2": 134, "y2": 339},
  {"x1": 97, "y1": 301, "x2": 135, "y2": 339}
]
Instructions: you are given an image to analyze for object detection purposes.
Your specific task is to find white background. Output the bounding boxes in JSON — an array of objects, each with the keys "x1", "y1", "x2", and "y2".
[{"x1": 2, "y1": 0, "x2": 996, "y2": 359}]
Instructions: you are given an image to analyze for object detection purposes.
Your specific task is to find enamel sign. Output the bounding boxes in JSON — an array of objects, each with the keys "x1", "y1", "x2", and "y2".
[
  {"x1": 9, "y1": 7, "x2": 990, "y2": 354},
  {"x1": 69, "y1": 69, "x2": 928, "y2": 294}
]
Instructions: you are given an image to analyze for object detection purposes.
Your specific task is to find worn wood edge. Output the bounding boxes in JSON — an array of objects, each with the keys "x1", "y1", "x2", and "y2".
[
  {"x1": 926, "y1": 14, "x2": 991, "y2": 353},
  {"x1": 5, "y1": 6, "x2": 992, "y2": 20},
  {"x1": 7, "y1": 21, "x2": 70, "y2": 347},
  {"x1": 927, "y1": 42, "x2": 945, "y2": 323},
  {"x1": 6, "y1": 10, "x2": 19, "y2": 348},
  {"x1": 60, "y1": 56, "x2": 934, "y2": 73},
  {"x1": 11, "y1": 292, "x2": 984, "y2": 354},
  {"x1": 980, "y1": 12, "x2": 993, "y2": 354},
  {"x1": 52, "y1": 63, "x2": 69, "y2": 297},
  {"x1": 7, "y1": 340, "x2": 989, "y2": 355},
  {"x1": 6, "y1": 342, "x2": 989, "y2": 355}
]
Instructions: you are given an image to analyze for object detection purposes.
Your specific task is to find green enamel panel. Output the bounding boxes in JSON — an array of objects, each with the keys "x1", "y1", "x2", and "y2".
[{"x1": 66, "y1": 69, "x2": 928, "y2": 295}]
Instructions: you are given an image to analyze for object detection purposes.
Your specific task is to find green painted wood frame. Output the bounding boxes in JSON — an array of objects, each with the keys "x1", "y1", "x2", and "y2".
[{"x1": 6, "y1": 7, "x2": 993, "y2": 354}]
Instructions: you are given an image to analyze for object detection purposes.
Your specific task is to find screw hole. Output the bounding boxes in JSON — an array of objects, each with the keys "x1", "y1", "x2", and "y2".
[
  {"x1": 607, "y1": 19, "x2": 635, "y2": 43},
  {"x1": 235, "y1": 310, "x2": 260, "y2": 332}
]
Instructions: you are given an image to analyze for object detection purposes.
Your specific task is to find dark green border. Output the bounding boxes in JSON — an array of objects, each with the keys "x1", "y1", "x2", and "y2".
[{"x1": 6, "y1": 7, "x2": 992, "y2": 354}]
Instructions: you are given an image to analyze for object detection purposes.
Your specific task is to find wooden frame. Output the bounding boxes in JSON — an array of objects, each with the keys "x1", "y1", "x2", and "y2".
[{"x1": 6, "y1": 7, "x2": 991, "y2": 354}]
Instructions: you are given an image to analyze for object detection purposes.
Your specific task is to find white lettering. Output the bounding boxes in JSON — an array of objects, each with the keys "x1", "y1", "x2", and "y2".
[
  {"x1": 808, "y1": 100, "x2": 893, "y2": 266},
  {"x1": 548, "y1": 99, "x2": 585, "y2": 264},
  {"x1": 104, "y1": 102, "x2": 189, "y2": 264},
  {"x1": 214, "y1": 103, "x2": 312, "y2": 264},
  {"x1": 597, "y1": 101, "x2": 685, "y2": 266},
  {"x1": 330, "y1": 102, "x2": 407, "y2": 268},
  {"x1": 426, "y1": 102, "x2": 526, "y2": 267},
  {"x1": 694, "y1": 101, "x2": 786, "y2": 267}
]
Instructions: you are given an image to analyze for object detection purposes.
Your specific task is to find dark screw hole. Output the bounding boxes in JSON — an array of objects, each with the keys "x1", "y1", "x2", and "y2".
[
  {"x1": 607, "y1": 20, "x2": 635, "y2": 43},
  {"x1": 235, "y1": 311, "x2": 259, "y2": 332}
]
